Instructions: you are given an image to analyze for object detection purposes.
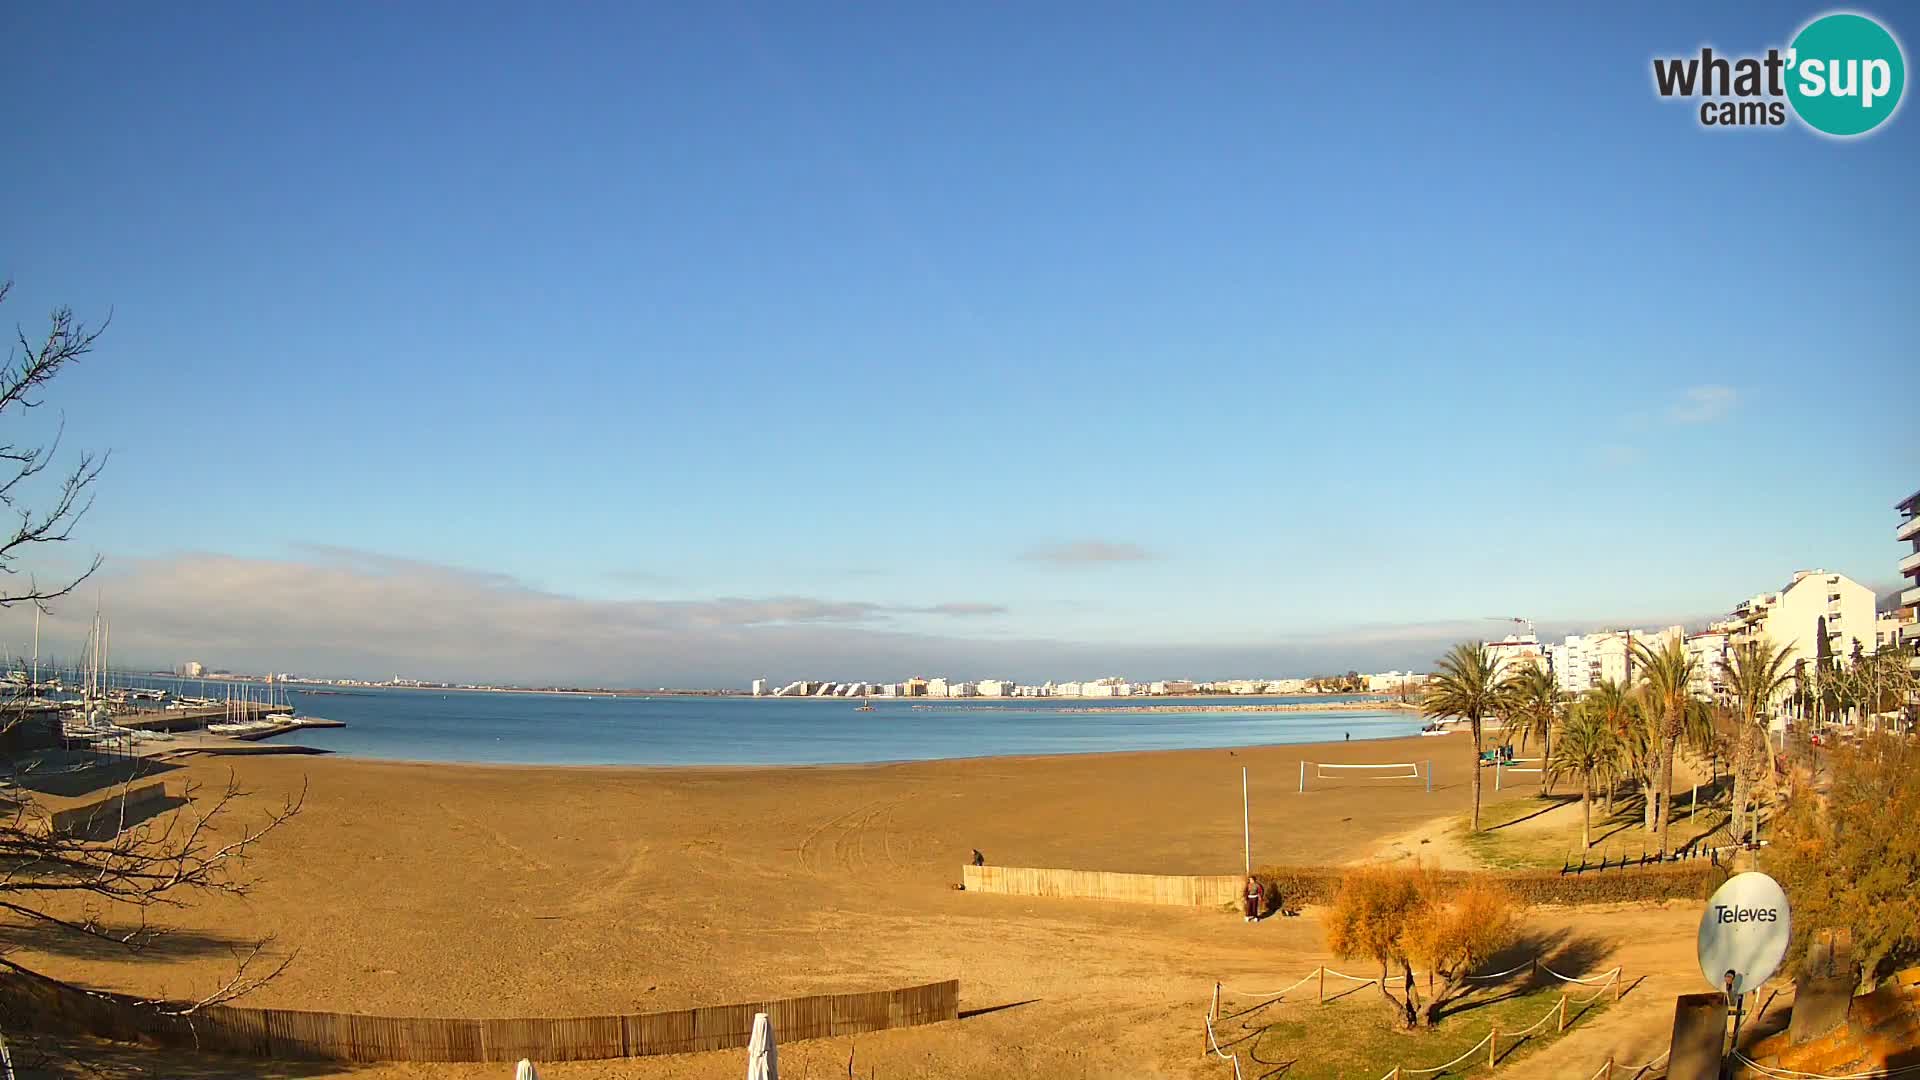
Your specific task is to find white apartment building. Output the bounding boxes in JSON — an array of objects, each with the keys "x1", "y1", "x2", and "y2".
[
  {"x1": 944, "y1": 681, "x2": 975, "y2": 698},
  {"x1": 1547, "y1": 627, "x2": 1683, "y2": 697},
  {"x1": 926, "y1": 678, "x2": 950, "y2": 698},
  {"x1": 1055, "y1": 681, "x2": 1083, "y2": 697},
  {"x1": 1877, "y1": 614, "x2": 1911, "y2": 653},
  {"x1": 1364, "y1": 671, "x2": 1426, "y2": 694},
  {"x1": 1686, "y1": 629, "x2": 1733, "y2": 700},
  {"x1": 1483, "y1": 635, "x2": 1548, "y2": 678},
  {"x1": 1713, "y1": 569, "x2": 1877, "y2": 727},
  {"x1": 750, "y1": 678, "x2": 767, "y2": 696},
  {"x1": 1900, "y1": 489, "x2": 1920, "y2": 666},
  {"x1": 975, "y1": 679, "x2": 1013, "y2": 697},
  {"x1": 1266, "y1": 678, "x2": 1310, "y2": 694}
]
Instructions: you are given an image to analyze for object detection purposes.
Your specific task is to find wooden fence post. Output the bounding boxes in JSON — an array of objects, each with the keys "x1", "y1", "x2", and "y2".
[
  {"x1": 1604, "y1": 1055, "x2": 1614, "y2": 1080},
  {"x1": 1488, "y1": 1028, "x2": 1497, "y2": 1068},
  {"x1": 1557, "y1": 994, "x2": 1567, "y2": 1032},
  {"x1": 1318, "y1": 965, "x2": 1325, "y2": 1004},
  {"x1": 1210, "y1": 982, "x2": 1220, "y2": 1022}
]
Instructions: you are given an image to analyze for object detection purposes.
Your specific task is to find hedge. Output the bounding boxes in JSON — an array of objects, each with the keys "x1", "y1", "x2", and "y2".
[{"x1": 1252, "y1": 860, "x2": 1720, "y2": 910}]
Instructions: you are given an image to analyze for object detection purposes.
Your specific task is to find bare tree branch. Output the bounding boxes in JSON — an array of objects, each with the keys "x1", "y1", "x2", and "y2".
[
  {"x1": 0, "y1": 281, "x2": 109, "y2": 611},
  {"x1": 0, "y1": 283, "x2": 304, "y2": 1060}
]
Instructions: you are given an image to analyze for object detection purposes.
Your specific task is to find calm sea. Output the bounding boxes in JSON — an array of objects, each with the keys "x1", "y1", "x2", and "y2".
[{"x1": 112, "y1": 679, "x2": 1422, "y2": 765}]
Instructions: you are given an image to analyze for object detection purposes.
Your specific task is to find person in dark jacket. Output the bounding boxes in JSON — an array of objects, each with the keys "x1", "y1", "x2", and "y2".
[{"x1": 1242, "y1": 875, "x2": 1263, "y2": 922}]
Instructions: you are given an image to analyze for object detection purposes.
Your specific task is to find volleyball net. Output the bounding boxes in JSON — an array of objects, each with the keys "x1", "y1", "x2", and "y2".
[{"x1": 1298, "y1": 760, "x2": 1432, "y2": 793}]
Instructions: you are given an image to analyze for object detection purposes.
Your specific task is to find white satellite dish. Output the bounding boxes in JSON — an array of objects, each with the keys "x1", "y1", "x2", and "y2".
[{"x1": 1697, "y1": 871, "x2": 1791, "y2": 996}]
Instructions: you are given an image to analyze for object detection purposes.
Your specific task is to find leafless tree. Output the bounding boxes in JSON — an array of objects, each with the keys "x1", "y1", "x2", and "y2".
[
  {"x1": 0, "y1": 283, "x2": 304, "y2": 1061},
  {"x1": 0, "y1": 281, "x2": 108, "y2": 621}
]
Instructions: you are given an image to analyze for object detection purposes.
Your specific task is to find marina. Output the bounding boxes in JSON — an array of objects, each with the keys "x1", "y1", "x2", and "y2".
[{"x1": 3, "y1": 610, "x2": 346, "y2": 760}]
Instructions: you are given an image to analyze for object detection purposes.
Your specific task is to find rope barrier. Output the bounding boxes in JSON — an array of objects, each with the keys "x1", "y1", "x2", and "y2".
[
  {"x1": 1215, "y1": 968, "x2": 1324, "y2": 1002},
  {"x1": 1202, "y1": 1011, "x2": 1245, "y2": 1080},
  {"x1": 1322, "y1": 967, "x2": 1383, "y2": 982},
  {"x1": 1206, "y1": 961, "x2": 1624, "y2": 1079},
  {"x1": 1540, "y1": 963, "x2": 1622, "y2": 985},
  {"x1": 1463, "y1": 960, "x2": 1534, "y2": 982},
  {"x1": 1568, "y1": 971, "x2": 1622, "y2": 1007},
  {"x1": 1732, "y1": 1052, "x2": 1920, "y2": 1079},
  {"x1": 1399, "y1": 1030, "x2": 1495, "y2": 1075},
  {"x1": 1218, "y1": 959, "x2": 1620, "y2": 998},
  {"x1": 1630, "y1": 1050, "x2": 1669, "y2": 1078}
]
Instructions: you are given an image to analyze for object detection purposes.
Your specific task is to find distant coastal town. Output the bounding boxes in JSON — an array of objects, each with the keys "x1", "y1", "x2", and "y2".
[
  {"x1": 751, "y1": 566, "x2": 1908, "y2": 710},
  {"x1": 142, "y1": 565, "x2": 1906, "y2": 710}
]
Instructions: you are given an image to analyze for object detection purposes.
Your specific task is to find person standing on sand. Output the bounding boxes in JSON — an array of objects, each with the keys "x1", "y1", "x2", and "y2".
[{"x1": 1242, "y1": 875, "x2": 1262, "y2": 923}]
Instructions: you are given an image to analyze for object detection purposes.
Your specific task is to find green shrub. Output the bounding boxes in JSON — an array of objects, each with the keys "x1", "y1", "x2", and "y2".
[{"x1": 1252, "y1": 860, "x2": 1711, "y2": 910}]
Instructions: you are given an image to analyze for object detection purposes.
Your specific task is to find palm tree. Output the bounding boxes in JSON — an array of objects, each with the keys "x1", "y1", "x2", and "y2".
[
  {"x1": 1583, "y1": 679, "x2": 1637, "y2": 817},
  {"x1": 1719, "y1": 640, "x2": 1794, "y2": 845},
  {"x1": 1424, "y1": 641, "x2": 1515, "y2": 833},
  {"x1": 1632, "y1": 637, "x2": 1699, "y2": 858},
  {"x1": 1548, "y1": 705, "x2": 1617, "y2": 850},
  {"x1": 1506, "y1": 666, "x2": 1562, "y2": 793}
]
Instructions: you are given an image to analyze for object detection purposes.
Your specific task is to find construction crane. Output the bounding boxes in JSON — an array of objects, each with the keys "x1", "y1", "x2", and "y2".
[{"x1": 1484, "y1": 616, "x2": 1537, "y2": 640}]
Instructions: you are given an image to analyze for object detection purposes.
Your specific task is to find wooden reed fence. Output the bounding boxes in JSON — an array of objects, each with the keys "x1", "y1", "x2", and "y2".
[
  {"x1": 0, "y1": 963, "x2": 957, "y2": 1063},
  {"x1": 963, "y1": 864, "x2": 1243, "y2": 906}
]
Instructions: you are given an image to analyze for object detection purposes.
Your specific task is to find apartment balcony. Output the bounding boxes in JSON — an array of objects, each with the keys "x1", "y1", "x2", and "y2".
[
  {"x1": 1901, "y1": 514, "x2": 1920, "y2": 543},
  {"x1": 1902, "y1": 548, "x2": 1920, "y2": 577},
  {"x1": 1905, "y1": 585, "x2": 1920, "y2": 609}
]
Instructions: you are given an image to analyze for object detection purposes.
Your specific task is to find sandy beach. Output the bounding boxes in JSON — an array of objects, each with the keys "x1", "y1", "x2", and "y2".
[{"x1": 13, "y1": 733, "x2": 1705, "y2": 1079}]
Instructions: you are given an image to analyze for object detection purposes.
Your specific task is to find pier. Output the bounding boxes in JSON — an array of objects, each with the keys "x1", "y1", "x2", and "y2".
[{"x1": 113, "y1": 702, "x2": 296, "y2": 732}]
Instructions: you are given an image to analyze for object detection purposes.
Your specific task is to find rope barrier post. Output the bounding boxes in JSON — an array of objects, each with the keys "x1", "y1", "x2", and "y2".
[
  {"x1": 1426, "y1": 759, "x2": 1432, "y2": 793},
  {"x1": 1211, "y1": 982, "x2": 1219, "y2": 1023},
  {"x1": 1318, "y1": 965, "x2": 1326, "y2": 1004},
  {"x1": 1604, "y1": 1055, "x2": 1613, "y2": 1080},
  {"x1": 1614, "y1": 968, "x2": 1622, "y2": 1003},
  {"x1": 1557, "y1": 993, "x2": 1567, "y2": 1032},
  {"x1": 1299, "y1": 759, "x2": 1306, "y2": 794},
  {"x1": 1488, "y1": 1027, "x2": 1497, "y2": 1069}
]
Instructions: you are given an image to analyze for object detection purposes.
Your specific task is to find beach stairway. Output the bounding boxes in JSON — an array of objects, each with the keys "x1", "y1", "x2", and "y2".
[{"x1": 1737, "y1": 967, "x2": 1920, "y2": 1077}]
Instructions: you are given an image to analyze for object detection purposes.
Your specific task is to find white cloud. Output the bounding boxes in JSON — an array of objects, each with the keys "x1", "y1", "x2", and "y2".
[
  {"x1": 1667, "y1": 384, "x2": 1738, "y2": 424},
  {"x1": 0, "y1": 548, "x2": 1714, "y2": 686},
  {"x1": 1019, "y1": 540, "x2": 1156, "y2": 567}
]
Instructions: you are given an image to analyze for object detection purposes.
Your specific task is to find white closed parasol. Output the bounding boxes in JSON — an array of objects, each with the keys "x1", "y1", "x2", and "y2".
[
  {"x1": 514, "y1": 1060, "x2": 539, "y2": 1080},
  {"x1": 746, "y1": 1011, "x2": 778, "y2": 1080}
]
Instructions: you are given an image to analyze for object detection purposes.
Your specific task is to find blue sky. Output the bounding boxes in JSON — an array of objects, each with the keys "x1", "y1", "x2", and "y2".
[{"x1": 1, "y1": 2, "x2": 1914, "y2": 683}]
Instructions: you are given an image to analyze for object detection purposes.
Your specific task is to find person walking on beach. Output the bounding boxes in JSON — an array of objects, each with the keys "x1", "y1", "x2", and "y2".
[
  {"x1": 971, "y1": 848, "x2": 985, "y2": 867},
  {"x1": 1242, "y1": 875, "x2": 1262, "y2": 923}
]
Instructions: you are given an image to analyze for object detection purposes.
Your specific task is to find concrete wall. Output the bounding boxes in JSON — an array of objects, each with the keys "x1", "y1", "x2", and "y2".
[{"x1": 962, "y1": 864, "x2": 1242, "y2": 906}]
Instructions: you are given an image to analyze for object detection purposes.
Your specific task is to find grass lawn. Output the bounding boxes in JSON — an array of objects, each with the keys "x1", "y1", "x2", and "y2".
[
  {"x1": 1212, "y1": 978, "x2": 1613, "y2": 1079},
  {"x1": 1458, "y1": 779, "x2": 1741, "y2": 871}
]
